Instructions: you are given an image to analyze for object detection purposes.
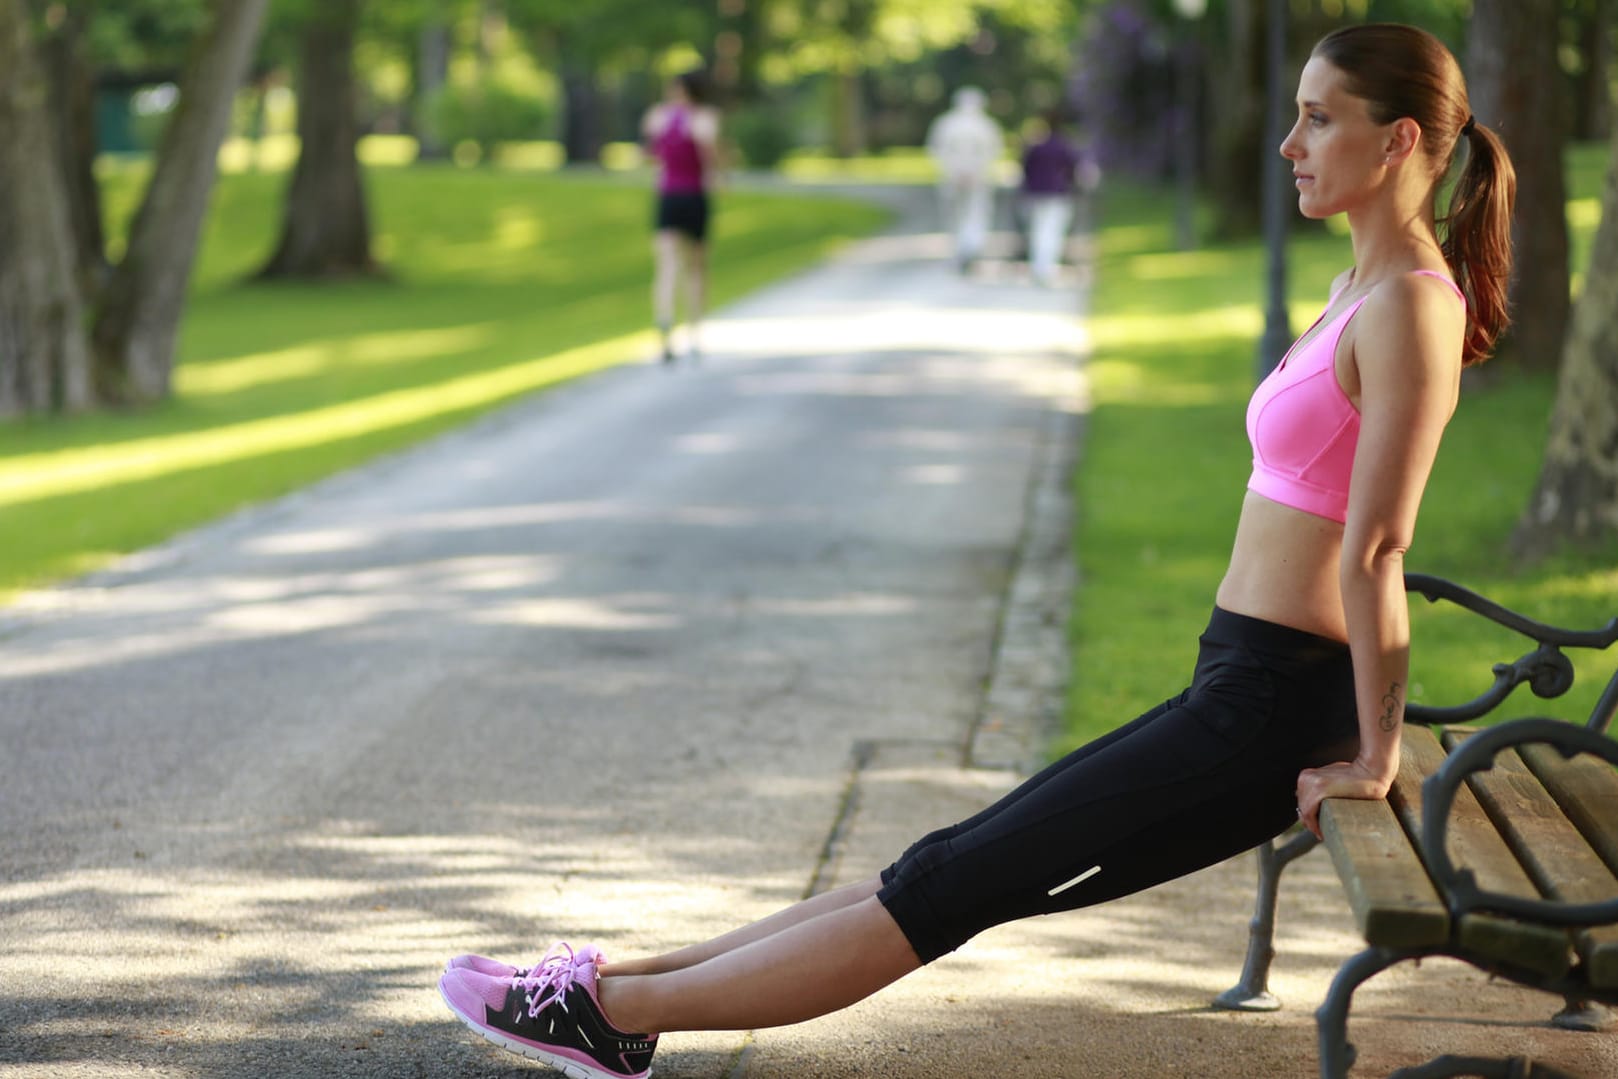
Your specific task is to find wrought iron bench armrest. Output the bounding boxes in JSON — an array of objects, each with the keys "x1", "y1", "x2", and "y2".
[{"x1": 1419, "y1": 717, "x2": 1618, "y2": 928}]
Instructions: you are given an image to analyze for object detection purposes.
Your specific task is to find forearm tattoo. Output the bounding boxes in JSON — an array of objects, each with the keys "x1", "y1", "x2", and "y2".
[{"x1": 1379, "y1": 682, "x2": 1403, "y2": 733}]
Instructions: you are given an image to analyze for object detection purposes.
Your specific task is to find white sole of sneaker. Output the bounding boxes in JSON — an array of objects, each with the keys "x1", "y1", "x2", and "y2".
[{"x1": 438, "y1": 980, "x2": 651, "y2": 1079}]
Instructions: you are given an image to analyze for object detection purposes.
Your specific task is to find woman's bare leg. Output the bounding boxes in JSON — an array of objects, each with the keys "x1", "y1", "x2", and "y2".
[
  {"x1": 652, "y1": 230, "x2": 681, "y2": 359},
  {"x1": 598, "y1": 892, "x2": 920, "y2": 1034},
  {"x1": 680, "y1": 237, "x2": 706, "y2": 356},
  {"x1": 605, "y1": 877, "x2": 881, "y2": 977}
]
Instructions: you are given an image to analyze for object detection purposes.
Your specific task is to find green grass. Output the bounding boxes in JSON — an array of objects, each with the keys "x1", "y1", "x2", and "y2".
[
  {"x1": 1063, "y1": 141, "x2": 1618, "y2": 754},
  {"x1": 778, "y1": 146, "x2": 1025, "y2": 188},
  {"x1": 0, "y1": 163, "x2": 890, "y2": 601}
]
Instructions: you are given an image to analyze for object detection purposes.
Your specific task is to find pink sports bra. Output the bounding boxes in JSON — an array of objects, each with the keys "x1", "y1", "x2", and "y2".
[{"x1": 1245, "y1": 270, "x2": 1463, "y2": 524}]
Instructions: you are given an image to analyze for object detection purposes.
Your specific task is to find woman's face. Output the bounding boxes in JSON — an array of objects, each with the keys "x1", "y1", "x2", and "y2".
[{"x1": 1279, "y1": 57, "x2": 1392, "y2": 220}]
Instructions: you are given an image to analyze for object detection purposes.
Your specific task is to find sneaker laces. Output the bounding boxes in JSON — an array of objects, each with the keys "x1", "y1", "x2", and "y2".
[{"x1": 514, "y1": 943, "x2": 600, "y2": 1017}]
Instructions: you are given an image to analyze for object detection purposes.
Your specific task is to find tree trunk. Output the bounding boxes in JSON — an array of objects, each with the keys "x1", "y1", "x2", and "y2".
[
  {"x1": 559, "y1": 55, "x2": 604, "y2": 165},
  {"x1": 1512, "y1": 121, "x2": 1618, "y2": 558},
  {"x1": 91, "y1": 0, "x2": 270, "y2": 404},
  {"x1": 39, "y1": 0, "x2": 108, "y2": 294},
  {"x1": 0, "y1": 0, "x2": 93, "y2": 415},
  {"x1": 831, "y1": 68, "x2": 866, "y2": 158},
  {"x1": 415, "y1": 18, "x2": 450, "y2": 160},
  {"x1": 715, "y1": 0, "x2": 764, "y2": 104},
  {"x1": 1206, "y1": 0, "x2": 1262, "y2": 237},
  {"x1": 257, "y1": 0, "x2": 373, "y2": 283},
  {"x1": 1573, "y1": 0, "x2": 1612, "y2": 142},
  {"x1": 1469, "y1": 0, "x2": 1571, "y2": 372},
  {"x1": 258, "y1": 0, "x2": 377, "y2": 278}
]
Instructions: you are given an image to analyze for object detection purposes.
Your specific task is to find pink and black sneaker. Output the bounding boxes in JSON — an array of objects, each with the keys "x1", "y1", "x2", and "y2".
[
  {"x1": 439, "y1": 942, "x2": 657, "y2": 1079},
  {"x1": 446, "y1": 953, "x2": 526, "y2": 978}
]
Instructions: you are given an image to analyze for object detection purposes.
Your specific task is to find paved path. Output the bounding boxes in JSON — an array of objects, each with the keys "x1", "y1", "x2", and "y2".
[
  {"x1": 3, "y1": 187, "x2": 1613, "y2": 1079},
  {"x1": 0, "y1": 188, "x2": 1081, "y2": 1078}
]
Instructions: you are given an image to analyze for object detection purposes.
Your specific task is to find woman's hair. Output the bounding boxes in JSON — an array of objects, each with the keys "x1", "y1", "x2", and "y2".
[
  {"x1": 675, "y1": 69, "x2": 712, "y2": 106},
  {"x1": 1312, "y1": 24, "x2": 1517, "y2": 366}
]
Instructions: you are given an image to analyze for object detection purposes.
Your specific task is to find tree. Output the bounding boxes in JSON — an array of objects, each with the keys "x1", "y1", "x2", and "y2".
[
  {"x1": 1203, "y1": 0, "x2": 1265, "y2": 235},
  {"x1": 32, "y1": 0, "x2": 213, "y2": 306},
  {"x1": 416, "y1": 15, "x2": 452, "y2": 159},
  {"x1": 258, "y1": 0, "x2": 379, "y2": 278},
  {"x1": 0, "y1": 0, "x2": 269, "y2": 412},
  {"x1": 1512, "y1": 120, "x2": 1618, "y2": 558},
  {"x1": 1569, "y1": 0, "x2": 1613, "y2": 143},
  {"x1": 505, "y1": 0, "x2": 713, "y2": 164},
  {"x1": 37, "y1": 1, "x2": 107, "y2": 295},
  {"x1": 0, "y1": 0, "x2": 93, "y2": 414},
  {"x1": 358, "y1": 0, "x2": 469, "y2": 157},
  {"x1": 1469, "y1": 0, "x2": 1571, "y2": 372}
]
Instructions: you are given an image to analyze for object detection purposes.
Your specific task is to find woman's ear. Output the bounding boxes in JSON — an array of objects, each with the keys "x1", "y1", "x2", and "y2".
[{"x1": 1383, "y1": 117, "x2": 1421, "y2": 165}]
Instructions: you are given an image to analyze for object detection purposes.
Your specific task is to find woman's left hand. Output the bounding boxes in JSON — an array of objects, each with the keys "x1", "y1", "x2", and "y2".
[{"x1": 1295, "y1": 759, "x2": 1394, "y2": 841}]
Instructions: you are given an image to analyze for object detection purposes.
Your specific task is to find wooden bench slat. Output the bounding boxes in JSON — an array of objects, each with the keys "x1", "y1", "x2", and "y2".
[
  {"x1": 1518, "y1": 740, "x2": 1618, "y2": 877},
  {"x1": 1444, "y1": 728, "x2": 1618, "y2": 988},
  {"x1": 1391, "y1": 728, "x2": 1572, "y2": 979},
  {"x1": 1321, "y1": 793, "x2": 1448, "y2": 948}
]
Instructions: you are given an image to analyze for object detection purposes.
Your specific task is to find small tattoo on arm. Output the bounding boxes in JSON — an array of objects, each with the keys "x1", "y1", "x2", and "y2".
[{"x1": 1379, "y1": 682, "x2": 1403, "y2": 732}]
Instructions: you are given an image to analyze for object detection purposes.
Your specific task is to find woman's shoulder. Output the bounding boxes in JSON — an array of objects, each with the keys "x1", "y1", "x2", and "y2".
[
  {"x1": 1353, "y1": 268, "x2": 1467, "y2": 372},
  {"x1": 690, "y1": 106, "x2": 721, "y2": 139},
  {"x1": 1361, "y1": 266, "x2": 1464, "y2": 314}
]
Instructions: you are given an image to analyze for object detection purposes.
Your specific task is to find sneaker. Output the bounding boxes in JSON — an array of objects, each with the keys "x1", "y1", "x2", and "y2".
[
  {"x1": 439, "y1": 942, "x2": 658, "y2": 1079},
  {"x1": 446, "y1": 953, "x2": 525, "y2": 978}
]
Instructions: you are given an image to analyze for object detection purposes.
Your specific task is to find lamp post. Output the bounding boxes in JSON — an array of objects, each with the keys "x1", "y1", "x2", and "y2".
[
  {"x1": 1257, "y1": 0, "x2": 1292, "y2": 380},
  {"x1": 1172, "y1": 0, "x2": 1207, "y2": 251}
]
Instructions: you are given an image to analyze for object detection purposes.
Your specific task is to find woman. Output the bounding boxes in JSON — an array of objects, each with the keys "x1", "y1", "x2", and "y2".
[
  {"x1": 642, "y1": 70, "x2": 721, "y2": 364},
  {"x1": 439, "y1": 24, "x2": 1515, "y2": 1079}
]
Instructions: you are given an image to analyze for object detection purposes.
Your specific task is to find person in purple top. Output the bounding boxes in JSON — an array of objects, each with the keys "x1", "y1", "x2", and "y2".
[
  {"x1": 641, "y1": 70, "x2": 722, "y2": 364},
  {"x1": 1019, "y1": 110, "x2": 1085, "y2": 286}
]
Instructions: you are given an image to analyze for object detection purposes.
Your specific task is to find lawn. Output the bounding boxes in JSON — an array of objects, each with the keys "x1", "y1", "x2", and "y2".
[
  {"x1": 0, "y1": 161, "x2": 890, "y2": 601},
  {"x1": 1064, "y1": 141, "x2": 1618, "y2": 753}
]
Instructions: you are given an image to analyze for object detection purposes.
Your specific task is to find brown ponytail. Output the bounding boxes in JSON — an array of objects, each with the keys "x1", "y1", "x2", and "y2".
[
  {"x1": 1441, "y1": 120, "x2": 1516, "y2": 366},
  {"x1": 1312, "y1": 24, "x2": 1518, "y2": 366}
]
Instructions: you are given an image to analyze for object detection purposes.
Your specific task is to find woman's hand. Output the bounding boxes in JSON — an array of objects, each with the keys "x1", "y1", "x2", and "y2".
[{"x1": 1295, "y1": 759, "x2": 1395, "y2": 841}]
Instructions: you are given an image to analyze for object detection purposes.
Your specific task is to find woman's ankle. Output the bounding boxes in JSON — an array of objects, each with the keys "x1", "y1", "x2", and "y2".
[{"x1": 597, "y1": 973, "x2": 658, "y2": 1036}]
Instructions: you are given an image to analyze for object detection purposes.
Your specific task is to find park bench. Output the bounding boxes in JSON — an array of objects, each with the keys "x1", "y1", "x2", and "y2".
[{"x1": 1213, "y1": 573, "x2": 1618, "y2": 1079}]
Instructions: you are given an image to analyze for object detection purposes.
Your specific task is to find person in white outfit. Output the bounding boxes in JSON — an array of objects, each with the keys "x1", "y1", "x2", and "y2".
[{"x1": 925, "y1": 87, "x2": 1003, "y2": 271}]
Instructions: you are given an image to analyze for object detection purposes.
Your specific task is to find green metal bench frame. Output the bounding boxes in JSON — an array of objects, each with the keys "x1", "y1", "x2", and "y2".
[{"x1": 1212, "y1": 573, "x2": 1618, "y2": 1078}]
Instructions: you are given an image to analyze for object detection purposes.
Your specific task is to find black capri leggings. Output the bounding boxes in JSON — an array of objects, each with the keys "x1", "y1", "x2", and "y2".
[{"x1": 877, "y1": 607, "x2": 1361, "y2": 964}]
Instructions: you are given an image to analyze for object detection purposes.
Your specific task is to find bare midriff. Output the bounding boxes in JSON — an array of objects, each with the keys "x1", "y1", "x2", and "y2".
[{"x1": 1215, "y1": 490, "x2": 1349, "y2": 643}]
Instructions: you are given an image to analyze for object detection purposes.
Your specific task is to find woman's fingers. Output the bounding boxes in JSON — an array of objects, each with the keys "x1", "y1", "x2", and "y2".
[{"x1": 1296, "y1": 761, "x2": 1394, "y2": 842}]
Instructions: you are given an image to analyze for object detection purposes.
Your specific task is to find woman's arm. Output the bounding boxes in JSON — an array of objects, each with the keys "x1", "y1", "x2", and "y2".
[
  {"x1": 640, "y1": 104, "x2": 665, "y2": 144},
  {"x1": 692, "y1": 107, "x2": 724, "y2": 181},
  {"x1": 1295, "y1": 272, "x2": 1465, "y2": 839}
]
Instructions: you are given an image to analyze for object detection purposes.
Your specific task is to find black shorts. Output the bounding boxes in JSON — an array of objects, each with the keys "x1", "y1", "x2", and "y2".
[
  {"x1": 877, "y1": 607, "x2": 1360, "y2": 963},
  {"x1": 654, "y1": 192, "x2": 710, "y2": 242}
]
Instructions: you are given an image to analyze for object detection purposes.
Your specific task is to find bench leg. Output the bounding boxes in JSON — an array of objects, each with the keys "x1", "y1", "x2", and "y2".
[
  {"x1": 1315, "y1": 946, "x2": 1403, "y2": 1079},
  {"x1": 1214, "y1": 829, "x2": 1320, "y2": 1011},
  {"x1": 1553, "y1": 998, "x2": 1615, "y2": 1032}
]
